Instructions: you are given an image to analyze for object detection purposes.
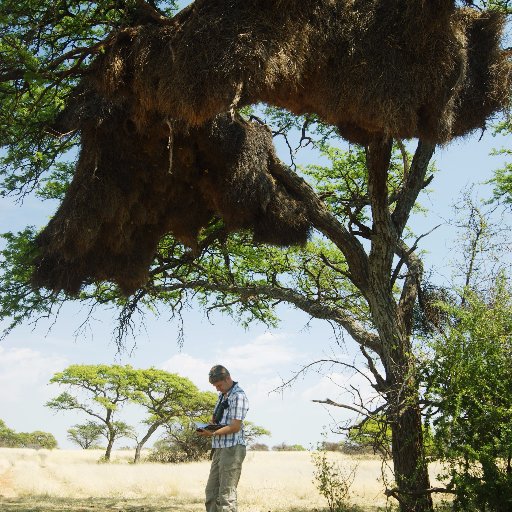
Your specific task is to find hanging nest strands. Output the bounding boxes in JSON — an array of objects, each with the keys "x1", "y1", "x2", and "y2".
[
  {"x1": 32, "y1": 0, "x2": 511, "y2": 295},
  {"x1": 90, "y1": 0, "x2": 510, "y2": 144},
  {"x1": 33, "y1": 94, "x2": 311, "y2": 295}
]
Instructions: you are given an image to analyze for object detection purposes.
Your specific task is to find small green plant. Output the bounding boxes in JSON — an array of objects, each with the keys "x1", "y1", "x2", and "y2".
[{"x1": 312, "y1": 445, "x2": 357, "y2": 512}]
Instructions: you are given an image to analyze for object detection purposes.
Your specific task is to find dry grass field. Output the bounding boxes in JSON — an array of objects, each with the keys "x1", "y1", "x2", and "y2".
[{"x1": 0, "y1": 448, "x2": 446, "y2": 512}]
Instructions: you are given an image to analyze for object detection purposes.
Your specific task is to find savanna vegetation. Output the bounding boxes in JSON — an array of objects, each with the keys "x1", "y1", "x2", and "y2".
[
  {"x1": 47, "y1": 364, "x2": 268, "y2": 463},
  {"x1": 0, "y1": 420, "x2": 57, "y2": 450},
  {"x1": 1, "y1": 2, "x2": 512, "y2": 512}
]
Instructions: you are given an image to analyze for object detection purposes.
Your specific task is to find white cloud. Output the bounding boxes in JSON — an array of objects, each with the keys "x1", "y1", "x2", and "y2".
[
  {"x1": 160, "y1": 332, "x2": 303, "y2": 391},
  {"x1": 160, "y1": 333, "x2": 303, "y2": 401},
  {"x1": 221, "y1": 332, "x2": 300, "y2": 374},
  {"x1": 160, "y1": 353, "x2": 211, "y2": 390},
  {"x1": 0, "y1": 346, "x2": 67, "y2": 402}
]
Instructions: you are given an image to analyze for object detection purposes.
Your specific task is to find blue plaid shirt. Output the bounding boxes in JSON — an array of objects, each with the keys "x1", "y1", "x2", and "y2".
[{"x1": 212, "y1": 382, "x2": 249, "y2": 448}]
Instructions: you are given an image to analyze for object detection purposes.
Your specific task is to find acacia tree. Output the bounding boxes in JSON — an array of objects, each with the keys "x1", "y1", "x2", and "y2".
[
  {"x1": 67, "y1": 421, "x2": 104, "y2": 449},
  {"x1": 1, "y1": 1, "x2": 511, "y2": 511},
  {"x1": 46, "y1": 364, "x2": 136, "y2": 460},
  {"x1": 129, "y1": 368, "x2": 217, "y2": 463}
]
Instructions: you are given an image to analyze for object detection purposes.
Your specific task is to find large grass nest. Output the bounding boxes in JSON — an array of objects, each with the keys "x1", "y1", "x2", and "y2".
[
  {"x1": 33, "y1": 95, "x2": 311, "y2": 295},
  {"x1": 32, "y1": 0, "x2": 511, "y2": 295},
  {"x1": 91, "y1": 0, "x2": 510, "y2": 144}
]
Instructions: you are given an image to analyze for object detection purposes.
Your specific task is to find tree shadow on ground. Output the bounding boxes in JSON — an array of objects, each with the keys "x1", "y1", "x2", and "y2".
[
  {"x1": 0, "y1": 497, "x2": 204, "y2": 512},
  {"x1": 0, "y1": 498, "x2": 393, "y2": 512}
]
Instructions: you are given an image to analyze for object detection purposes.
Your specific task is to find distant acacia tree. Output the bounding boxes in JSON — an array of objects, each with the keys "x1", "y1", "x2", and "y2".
[
  {"x1": 67, "y1": 421, "x2": 104, "y2": 449},
  {"x1": 46, "y1": 365, "x2": 136, "y2": 460},
  {"x1": 128, "y1": 368, "x2": 217, "y2": 463}
]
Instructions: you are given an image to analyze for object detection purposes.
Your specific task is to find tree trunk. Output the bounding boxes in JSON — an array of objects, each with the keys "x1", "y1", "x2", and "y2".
[
  {"x1": 134, "y1": 443, "x2": 143, "y2": 464},
  {"x1": 133, "y1": 423, "x2": 161, "y2": 463},
  {"x1": 363, "y1": 136, "x2": 434, "y2": 512},
  {"x1": 369, "y1": 293, "x2": 433, "y2": 512},
  {"x1": 105, "y1": 436, "x2": 114, "y2": 461},
  {"x1": 389, "y1": 383, "x2": 433, "y2": 512}
]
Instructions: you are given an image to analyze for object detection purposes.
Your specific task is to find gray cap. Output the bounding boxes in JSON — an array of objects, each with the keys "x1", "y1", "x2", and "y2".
[{"x1": 209, "y1": 365, "x2": 230, "y2": 383}]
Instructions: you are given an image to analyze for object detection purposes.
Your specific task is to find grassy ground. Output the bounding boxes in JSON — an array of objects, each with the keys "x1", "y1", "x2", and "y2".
[{"x1": 0, "y1": 448, "x2": 445, "y2": 511}]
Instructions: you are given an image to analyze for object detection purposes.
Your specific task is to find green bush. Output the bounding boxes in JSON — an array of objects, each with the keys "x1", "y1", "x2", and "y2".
[
  {"x1": 272, "y1": 442, "x2": 306, "y2": 451},
  {"x1": 311, "y1": 448, "x2": 357, "y2": 512},
  {"x1": 146, "y1": 421, "x2": 211, "y2": 463},
  {"x1": 0, "y1": 420, "x2": 57, "y2": 449}
]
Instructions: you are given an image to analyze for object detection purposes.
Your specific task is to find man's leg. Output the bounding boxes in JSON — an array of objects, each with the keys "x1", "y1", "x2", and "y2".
[
  {"x1": 217, "y1": 444, "x2": 246, "y2": 512},
  {"x1": 205, "y1": 449, "x2": 220, "y2": 512}
]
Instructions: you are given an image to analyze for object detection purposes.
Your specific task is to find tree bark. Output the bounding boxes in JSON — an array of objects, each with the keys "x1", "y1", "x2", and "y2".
[
  {"x1": 133, "y1": 423, "x2": 161, "y2": 463},
  {"x1": 365, "y1": 137, "x2": 434, "y2": 512},
  {"x1": 105, "y1": 435, "x2": 114, "y2": 461}
]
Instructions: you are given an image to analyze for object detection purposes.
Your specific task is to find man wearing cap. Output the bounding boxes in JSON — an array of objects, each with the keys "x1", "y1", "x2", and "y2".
[{"x1": 198, "y1": 365, "x2": 249, "y2": 512}]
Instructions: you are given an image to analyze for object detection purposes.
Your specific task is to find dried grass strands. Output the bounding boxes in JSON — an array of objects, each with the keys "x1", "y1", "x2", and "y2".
[
  {"x1": 92, "y1": 0, "x2": 509, "y2": 144},
  {"x1": 33, "y1": 99, "x2": 311, "y2": 295}
]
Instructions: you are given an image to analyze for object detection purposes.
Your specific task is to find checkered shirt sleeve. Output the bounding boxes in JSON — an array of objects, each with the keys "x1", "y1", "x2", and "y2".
[{"x1": 212, "y1": 383, "x2": 249, "y2": 448}]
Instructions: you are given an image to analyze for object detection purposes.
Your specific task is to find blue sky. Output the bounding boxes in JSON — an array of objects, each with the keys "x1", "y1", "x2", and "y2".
[{"x1": 0, "y1": 0, "x2": 511, "y2": 450}]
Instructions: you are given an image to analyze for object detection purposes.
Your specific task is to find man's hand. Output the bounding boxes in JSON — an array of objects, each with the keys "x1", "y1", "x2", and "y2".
[
  {"x1": 196, "y1": 429, "x2": 215, "y2": 437},
  {"x1": 196, "y1": 419, "x2": 242, "y2": 437}
]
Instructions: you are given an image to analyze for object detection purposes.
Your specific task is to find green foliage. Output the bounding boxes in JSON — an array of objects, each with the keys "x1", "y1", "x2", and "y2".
[
  {"x1": 47, "y1": 364, "x2": 135, "y2": 413},
  {"x1": 312, "y1": 445, "x2": 357, "y2": 512},
  {"x1": 346, "y1": 416, "x2": 392, "y2": 455},
  {"x1": 243, "y1": 421, "x2": 271, "y2": 444},
  {"x1": 0, "y1": 419, "x2": 57, "y2": 448},
  {"x1": 67, "y1": 421, "x2": 103, "y2": 449},
  {"x1": 422, "y1": 275, "x2": 512, "y2": 511},
  {"x1": 488, "y1": 117, "x2": 512, "y2": 207},
  {"x1": 0, "y1": 418, "x2": 17, "y2": 447},
  {"x1": 0, "y1": 0, "x2": 178, "y2": 196},
  {"x1": 129, "y1": 368, "x2": 215, "y2": 422},
  {"x1": 130, "y1": 369, "x2": 217, "y2": 462},
  {"x1": 272, "y1": 442, "x2": 306, "y2": 451},
  {"x1": 147, "y1": 419, "x2": 212, "y2": 463}
]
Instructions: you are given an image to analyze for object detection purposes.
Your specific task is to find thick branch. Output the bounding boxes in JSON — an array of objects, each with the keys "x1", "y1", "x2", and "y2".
[
  {"x1": 366, "y1": 136, "x2": 395, "y2": 288},
  {"x1": 392, "y1": 140, "x2": 436, "y2": 236},
  {"x1": 270, "y1": 159, "x2": 370, "y2": 293},
  {"x1": 153, "y1": 279, "x2": 382, "y2": 356}
]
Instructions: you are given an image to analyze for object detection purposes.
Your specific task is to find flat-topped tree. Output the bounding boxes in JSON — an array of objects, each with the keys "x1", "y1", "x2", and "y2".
[{"x1": 1, "y1": 1, "x2": 510, "y2": 511}]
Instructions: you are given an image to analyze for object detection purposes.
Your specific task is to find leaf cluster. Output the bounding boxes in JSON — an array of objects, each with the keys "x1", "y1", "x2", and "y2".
[
  {"x1": 0, "y1": 1, "x2": 178, "y2": 195},
  {"x1": 422, "y1": 275, "x2": 512, "y2": 510},
  {"x1": 0, "y1": 418, "x2": 58, "y2": 448}
]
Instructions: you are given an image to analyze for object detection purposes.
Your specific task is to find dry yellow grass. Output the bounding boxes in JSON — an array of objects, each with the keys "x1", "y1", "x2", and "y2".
[{"x1": 0, "y1": 448, "x2": 445, "y2": 511}]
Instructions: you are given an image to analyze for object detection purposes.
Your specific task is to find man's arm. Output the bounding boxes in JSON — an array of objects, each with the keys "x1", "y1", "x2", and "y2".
[{"x1": 197, "y1": 419, "x2": 242, "y2": 437}]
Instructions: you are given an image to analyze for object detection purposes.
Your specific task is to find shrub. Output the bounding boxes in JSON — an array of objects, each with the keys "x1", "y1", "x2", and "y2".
[
  {"x1": 249, "y1": 443, "x2": 269, "y2": 451},
  {"x1": 146, "y1": 422, "x2": 211, "y2": 464},
  {"x1": 272, "y1": 442, "x2": 306, "y2": 451},
  {"x1": 312, "y1": 448, "x2": 356, "y2": 512}
]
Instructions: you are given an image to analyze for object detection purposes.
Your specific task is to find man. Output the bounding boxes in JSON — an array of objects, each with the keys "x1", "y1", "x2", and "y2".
[{"x1": 198, "y1": 365, "x2": 249, "y2": 512}]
